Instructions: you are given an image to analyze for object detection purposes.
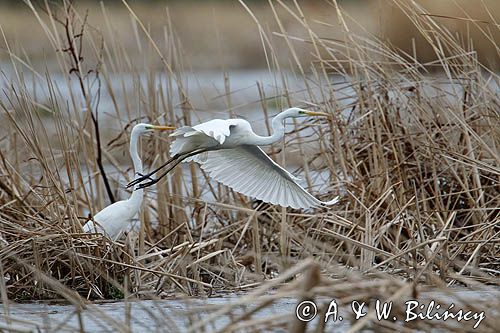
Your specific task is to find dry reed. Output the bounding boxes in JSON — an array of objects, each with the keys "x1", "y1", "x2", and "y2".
[{"x1": 0, "y1": 0, "x2": 498, "y2": 332}]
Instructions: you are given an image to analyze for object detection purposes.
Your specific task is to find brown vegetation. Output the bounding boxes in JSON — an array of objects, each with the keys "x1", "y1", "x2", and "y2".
[{"x1": 0, "y1": 0, "x2": 498, "y2": 332}]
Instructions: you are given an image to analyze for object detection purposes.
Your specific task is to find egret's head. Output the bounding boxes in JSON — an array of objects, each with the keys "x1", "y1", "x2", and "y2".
[
  {"x1": 282, "y1": 107, "x2": 331, "y2": 119},
  {"x1": 132, "y1": 123, "x2": 176, "y2": 135}
]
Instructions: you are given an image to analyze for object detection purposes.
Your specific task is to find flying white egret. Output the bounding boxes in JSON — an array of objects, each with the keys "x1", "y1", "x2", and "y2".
[
  {"x1": 128, "y1": 108, "x2": 339, "y2": 210},
  {"x1": 82, "y1": 123, "x2": 175, "y2": 240}
]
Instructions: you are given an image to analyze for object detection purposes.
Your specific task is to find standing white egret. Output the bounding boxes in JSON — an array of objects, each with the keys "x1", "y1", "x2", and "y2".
[
  {"x1": 83, "y1": 123, "x2": 175, "y2": 240},
  {"x1": 128, "y1": 108, "x2": 339, "y2": 210}
]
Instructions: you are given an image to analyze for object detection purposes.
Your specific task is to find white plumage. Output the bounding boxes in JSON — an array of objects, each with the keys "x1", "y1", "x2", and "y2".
[
  {"x1": 195, "y1": 146, "x2": 339, "y2": 209},
  {"x1": 130, "y1": 108, "x2": 339, "y2": 210},
  {"x1": 83, "y1": 200, "x2": 139, "y2": 240},
  {"x1": 82, "y1": 123, "x2": 175, "y2": 240}
]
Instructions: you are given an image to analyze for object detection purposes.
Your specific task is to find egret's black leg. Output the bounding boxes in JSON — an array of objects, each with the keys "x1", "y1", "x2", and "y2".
[
  {"x1": 136, "y1": 148, "x2": 209, "y2": 189},
  {"x1": 135, "y1": 158, "x2": 184, "y2": 189},
  {"x1": 127, "y1": 154, "x2": 179, "y2": 188},
  {"x1": 129, "y1": 147, "x2": 208, "y2": 188},
  {"x1": 135, "y1": 173, "x2": 154, "y2": 182}
]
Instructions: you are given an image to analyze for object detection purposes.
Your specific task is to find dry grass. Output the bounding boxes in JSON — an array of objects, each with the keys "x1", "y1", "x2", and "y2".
[{"x1": 0, "y1": 0, "x2": 498, "y2": 332}]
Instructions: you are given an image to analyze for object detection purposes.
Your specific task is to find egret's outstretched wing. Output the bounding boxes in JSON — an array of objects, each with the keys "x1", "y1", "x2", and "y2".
[{"x1": 196, "y1": 145, "x2": 339, "y2": 209}]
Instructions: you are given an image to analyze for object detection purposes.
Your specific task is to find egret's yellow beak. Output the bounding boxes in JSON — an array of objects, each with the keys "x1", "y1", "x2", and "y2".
[
  {"x1": 305, "y1": 110, "x2": 331, "y2": 117},
  {"x1": 151, "y1": 125, "x2": 176, "y2": 131}
]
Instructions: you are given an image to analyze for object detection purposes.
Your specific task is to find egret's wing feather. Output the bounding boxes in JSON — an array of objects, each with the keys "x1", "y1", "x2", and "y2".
[
  {"x1": 169, "y1": 119, "x2": 242, "y2": 160},
  {"x1": 192, "y1": 119, "x2": 237, "y2": 144},
  {"x1": 197, "y1": 146, "x2": 339, "y2": 209}
]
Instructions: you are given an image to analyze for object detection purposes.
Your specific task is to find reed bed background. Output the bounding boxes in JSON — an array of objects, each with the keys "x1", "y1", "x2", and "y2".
[{"x1": 0, "y1": 0, "x2": 498, "y2": 332}]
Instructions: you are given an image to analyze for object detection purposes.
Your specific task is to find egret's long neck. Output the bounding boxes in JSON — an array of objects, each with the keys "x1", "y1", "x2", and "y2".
[
  {"x1": 128, "y1": 131, "x2": 144, "y2": 208},
  {"x1": 252, "y1": 112, "x2": 287, "y2": 146}
]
